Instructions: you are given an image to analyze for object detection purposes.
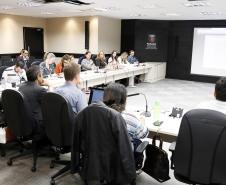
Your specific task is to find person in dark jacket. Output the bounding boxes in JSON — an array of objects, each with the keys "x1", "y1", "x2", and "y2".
[
  {"x1": 71, "y1": 102, "x2": 136, "y2": 185},
  {"x1": 19, "y1": 65, "x2": 51, "y2": 135}
]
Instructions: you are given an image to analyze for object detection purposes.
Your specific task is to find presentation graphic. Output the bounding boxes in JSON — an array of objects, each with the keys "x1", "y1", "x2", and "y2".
[{"x1": 146, "y1": 34, "x2": 157, "y2": 50}]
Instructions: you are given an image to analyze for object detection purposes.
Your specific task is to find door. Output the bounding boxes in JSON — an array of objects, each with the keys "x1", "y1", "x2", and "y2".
[{"x1": 23, "y1": 27, "x2": 44, "y2": 58}]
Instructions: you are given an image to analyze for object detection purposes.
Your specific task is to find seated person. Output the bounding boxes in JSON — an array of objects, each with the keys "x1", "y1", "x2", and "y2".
[
  {"x1": 54, "y1": 63, "x2": 88, "y2": 114},
  {"x1": 39, "y1": 52, "x2": 56, "y2": 76},
  {"x1": 17, "y1": 49, "x2": 30, "y2": 70},
  {"x1": 103, "y1": 83, "x2": 149, "y2": 141},
  {"x1": 94, "y1": 51, "x2": 107, "y2": 69},
  {"x1": 2, "y1": 60, "x2": 27, "y2": 84},
  {"x1": 55, "y1": 54, "x2": 72, "y2": 74},
  {"x1": 19, "y1": 66, "x2": 51, "y2": 135},
  {"x1": 118, "y1": 52, "x2": 129, "y2": 64},
  {"x1": 81, "y1": 51, "x2": 95, "y2": 71},
  {"x1": 108, "y1": 50, "x2": 119, "y2": 70},
  {"x1": 197, "y1": 77, "x2": 226, "y2": 114},
  {"x1": 128, "y1": 50, "x2": 139, "y2": 64}
]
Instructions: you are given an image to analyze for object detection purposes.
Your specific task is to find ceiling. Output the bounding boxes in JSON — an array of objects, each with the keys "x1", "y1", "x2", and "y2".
[{"x1": 1, "y1": 0, "x2": 226, "y2": 20}]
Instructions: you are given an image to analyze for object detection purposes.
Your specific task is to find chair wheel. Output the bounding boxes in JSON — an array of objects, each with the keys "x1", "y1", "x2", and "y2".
[
  {"x1": 7, "y1": 160, "x2": 12, "y2": 166},
  {"x1": 50, "y1": 179, "x2": 55, "y2": 185},
  {"x1": 31, "y1": 166, "x2": 36, "y2": 172},
  {"x1": 50, "y1": 162, "x2": 54, "y2": 169}
]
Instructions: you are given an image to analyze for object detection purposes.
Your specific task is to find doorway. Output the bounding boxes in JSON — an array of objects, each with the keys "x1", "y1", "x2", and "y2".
[{"x1": 23, "y1": 27, "x2": 44, "y2": 58}]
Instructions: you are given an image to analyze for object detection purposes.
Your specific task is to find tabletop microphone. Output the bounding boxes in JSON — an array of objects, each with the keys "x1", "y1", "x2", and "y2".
[
  {"x1": 127, "y1": 93, "x2": 151, "y2": 117},
  {"x1": 127, "y1": 93, "x2": 140, "y2": 97}
]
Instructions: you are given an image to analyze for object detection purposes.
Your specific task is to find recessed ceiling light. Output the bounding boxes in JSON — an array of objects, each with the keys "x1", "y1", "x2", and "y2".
[
  {"x1": 183, "y1": 1, "x2": 210, "y2": 7},
  {"x1": 93, "y1": 7, "x2": 107, "y2": 12},
  {"x1": 17, "y1": 0, "x2": 42, "y2": 7},
  {"x1": 163, "y1": 13, "x2": 180, "y2": 16},
  {"x1": 138, "y1": 4, "x2": 159, "y2": 9},
  {"x1": 200, "y1": 11, "x2": 223, "y2": 16}
]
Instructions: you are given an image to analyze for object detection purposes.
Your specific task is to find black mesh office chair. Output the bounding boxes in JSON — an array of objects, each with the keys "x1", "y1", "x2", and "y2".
[
  {"x1": 170, "y1": 109, "x2": 226, "y2": 185},
  {"x1": 41, "y1": 92, "x2": 74, "y2": 185},
  {"x1": 1, "y1": 89, "x2": 38, "y2": 172}
]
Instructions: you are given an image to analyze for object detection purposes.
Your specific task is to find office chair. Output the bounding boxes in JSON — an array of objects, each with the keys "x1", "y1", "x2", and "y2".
[
  {"x1": 71, "y1": 103, "x2": 136, "y2": 185},
  {"x1": 169, "y1": 109, "x2": 226, "y2": 185},
  {"x1": 0, "y1": 66, "x2": 8, "y2": 79},
  {"x1": 1, "y1": 89, "x2": 38, "y2": 172},
  {"x1": 41, "y1": 92, "x2": 74, "y2": 185},
  {"x1": 31, "y1": 60, "x2": 42, "y2": 66},
  {"x1": 78, "y1": 56, "x2": 85, "y2": 65}
]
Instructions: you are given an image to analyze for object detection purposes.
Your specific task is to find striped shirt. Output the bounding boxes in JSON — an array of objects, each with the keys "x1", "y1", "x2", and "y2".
[
  {"x1": 122, "y1": 112, "x2": 149, "y2": 140},
  {"x1": 2, "y1": 66, "x2": 27, "y2": 83}
]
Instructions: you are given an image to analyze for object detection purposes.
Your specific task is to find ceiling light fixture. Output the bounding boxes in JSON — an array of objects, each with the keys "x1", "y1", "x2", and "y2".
[
  {"x1": 200, "y1": 11, "x2": 223, "y2": 16},
  {"x1": 164, "y1": 13, "x2": 180, "y2": 16},
  {"x1": 93, "y1": 7, "x2": 107, "y2": 12},
  {"x1": 183, "y1": 1, "x2": 210, "y2": 7},
  {"x1": 17, "y1": 0, "x2": 42, "y2": 7}
]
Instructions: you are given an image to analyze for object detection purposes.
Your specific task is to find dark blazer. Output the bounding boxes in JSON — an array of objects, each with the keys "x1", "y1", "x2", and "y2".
[
  {"x1": 71, "y1": 102, "x2": 136, "y2": 185},
  {"x1": 19, "y1": 82, "x2": 47, "y2": 123},
  {"x1": 95, "y1": 58, "x2": 107, "y2": 69}
]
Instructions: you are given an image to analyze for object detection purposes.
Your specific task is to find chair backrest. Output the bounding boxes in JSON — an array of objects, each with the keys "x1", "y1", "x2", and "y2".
[
  {"x1": 1, "y1": 89, "x2": 33, "y2": 137},
  {"x1": 31, "y1": 60, "x2": 42, "y2": 66},
  {"x1": 78, "y1": 56, "x2": 85, "y2": 65},
  {"x1": 41, "y1": 92, "x2": 74, "y2": 147},
  {"x1": 0, "y1": 66, "x2": 8, "y2": 79},
  {"x1": 174, "y1": 109, "x2": 226, "y2": 184}
]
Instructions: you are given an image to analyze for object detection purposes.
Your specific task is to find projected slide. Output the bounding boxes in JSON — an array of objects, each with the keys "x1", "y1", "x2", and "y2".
[{"x1": 191, "y1": 28, "x2": 226, "y2": 76}]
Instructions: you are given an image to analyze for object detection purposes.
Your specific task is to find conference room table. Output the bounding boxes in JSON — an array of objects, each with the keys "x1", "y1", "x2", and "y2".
[
  {"x1": 129, "y1": 109, "x2": 183, "y2": 142},
  {"x1": 47, "y1": 62, "x2": 162, "y2": 89}
]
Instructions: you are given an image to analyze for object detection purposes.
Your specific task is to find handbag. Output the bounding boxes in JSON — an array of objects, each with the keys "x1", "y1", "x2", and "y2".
[{"x1": 142, "y1": 134, "x2": 170, "y2": 182}]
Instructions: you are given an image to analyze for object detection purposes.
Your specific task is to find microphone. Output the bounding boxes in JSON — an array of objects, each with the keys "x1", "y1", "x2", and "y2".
[
  {"x1": 127, "y1": 93, "x2": 151, "y2": 117},
  {"x1": 127, "y1": 93, "x2": 140, "y2": 97}
]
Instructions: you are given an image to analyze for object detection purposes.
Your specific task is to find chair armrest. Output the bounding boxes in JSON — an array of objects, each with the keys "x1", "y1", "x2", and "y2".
[
  {"x1": 169, "y1": 141, "x2": 176, "y2": 169},
  {"x1": 135, "y1": 141, "x2": 149, "y2": 154}
]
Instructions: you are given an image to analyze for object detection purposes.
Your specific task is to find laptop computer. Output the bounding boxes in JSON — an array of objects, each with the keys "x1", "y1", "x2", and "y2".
[{"x1": 88, "y1": 87, "x2": 104, "y2": 105}]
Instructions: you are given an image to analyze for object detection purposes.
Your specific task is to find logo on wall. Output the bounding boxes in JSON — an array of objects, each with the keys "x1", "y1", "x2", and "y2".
[{"x1": 146, "y1": 34, "x2": 157, "y2": 50}]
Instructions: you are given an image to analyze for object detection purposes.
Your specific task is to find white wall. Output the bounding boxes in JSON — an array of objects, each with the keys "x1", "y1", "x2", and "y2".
[
  {"x1": 0, "y1": 13, "x2": 47, "y2": 54},
  {"x1": 98, "y1": 16, "x2": 121, "y2": 54},
  {"x1": 0, "y1": 14, "x2": 121, "y2": 55}
]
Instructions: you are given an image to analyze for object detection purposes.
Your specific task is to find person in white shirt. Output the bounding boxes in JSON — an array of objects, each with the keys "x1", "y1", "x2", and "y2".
[
  {"x1": 118, "y1": 52, "x2": 129, "y2": 65},
  {"x1": 197, "y1": 77, "x2": 226, "y2": 114},
  {"x1": 2, "y1": 61, "x2": 27, "y2": 84},
  {"x1": 108, "y1": 50, "x2": 119, "y2": 70}
]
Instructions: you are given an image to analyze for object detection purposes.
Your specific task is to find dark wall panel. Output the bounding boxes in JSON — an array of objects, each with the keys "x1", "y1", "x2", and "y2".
[{"x1": 134, "y1": 20, "x2": 169, "y2": 62}]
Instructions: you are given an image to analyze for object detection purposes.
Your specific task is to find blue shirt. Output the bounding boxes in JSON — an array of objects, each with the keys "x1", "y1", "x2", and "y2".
[
  {"x1": 54, "y1": 82, "x2": 88, "y2": 114},
  {"x1": 128, "y1": 56, "x2": 138, "y2": 64}
]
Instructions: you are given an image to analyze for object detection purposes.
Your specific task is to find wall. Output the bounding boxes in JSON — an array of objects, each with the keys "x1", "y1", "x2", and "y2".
[
  {"x1": 0, "y1": 13, "x2": 47, "y2": 54},
  {"x1": 167, "y1": 20, "x2": 226, "y2": 83},
  {"x1": 121, "y1": 20, "x2": 169, "y2": 62},
  {"x1": 98, "y1": 16, "x2": 121, "y2": 54},
  {"x1": 46, "y1": 16, "x2": 99, "y2": 54}
]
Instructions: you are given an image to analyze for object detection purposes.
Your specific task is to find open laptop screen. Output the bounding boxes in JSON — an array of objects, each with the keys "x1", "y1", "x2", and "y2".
[{"x1": 88, "y1": 88, "x2": 104, "y2": 104}]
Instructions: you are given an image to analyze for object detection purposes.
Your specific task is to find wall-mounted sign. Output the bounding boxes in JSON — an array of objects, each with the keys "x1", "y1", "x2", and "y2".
[{"x1": 146, "y1": 34, "x2": 157, "y2": 50}]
